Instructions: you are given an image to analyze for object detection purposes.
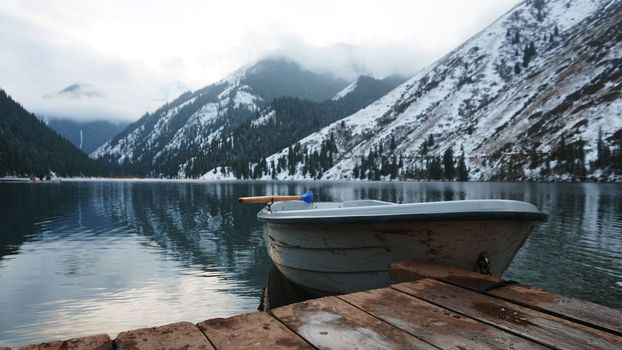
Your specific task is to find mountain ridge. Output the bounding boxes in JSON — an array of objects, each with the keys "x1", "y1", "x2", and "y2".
[
  {"x1": 228, "y1": 0, "x2": 621, "y2": 182},
  {"x1": 92, "y1": 58, "x2": 406, "y2": 177},
  {"x1": 91, "y1": 58, "x2": 351, "y2": 174}
]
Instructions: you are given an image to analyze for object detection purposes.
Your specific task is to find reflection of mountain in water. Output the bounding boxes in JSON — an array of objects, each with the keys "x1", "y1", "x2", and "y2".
[
  {"x1": 1, "y1": 181, "x2": 621, "y2": 308},
  {"x1": 92, "y1": 182, "x2": 272, "y2": 296},
  {"x1": 0, "y1": 183, "x2": 69, "y2": 260}
]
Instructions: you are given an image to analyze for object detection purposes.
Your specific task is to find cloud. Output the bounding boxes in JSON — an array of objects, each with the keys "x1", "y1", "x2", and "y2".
[
  {"x1": 0, "y1": 11, "x2": 180, "y2": 122},
  {"x1": 264, "y1": 40, "x2": 437, "y2": 81},
  {"x1": 44, "y1": 83, "x2": 104, "y2": 99},
  {"x1": 0, "y1": 0, "x2": 520, "y2": 122}
]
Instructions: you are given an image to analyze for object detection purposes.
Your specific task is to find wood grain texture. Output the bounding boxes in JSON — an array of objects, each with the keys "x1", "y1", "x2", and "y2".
[
  {"x1": 18, "y1": 334, "x2": 112, "y2": 350},
  {"x1": 340, "y1": 287, "x2": 548, "y2": 350},
  {"x1": 390, "y1": 261, "x2": 622, "y2": 335},
  {"x1": 115, "y1": 322, "x2": 214, "y2": 350},
  {"x1": 394, "y1": 279, "x2": 622, "y2": 350},
  {"x1": 198, "y1": 312, "x2": 313, "y2": 350},
  {"x1": 239, "y1": 195, "x2": 300, "y2": 203},
  {"x1": 272, "y1": 296, "x2": 438, "y2": 349}
]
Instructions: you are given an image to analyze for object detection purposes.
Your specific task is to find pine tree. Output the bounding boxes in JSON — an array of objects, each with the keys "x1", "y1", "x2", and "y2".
[
  {"x1": 544, "y1": 156, "x2": 551, "y2": 176},
  {"x1": 596, "y1": 129, "x2": 611, "y2": 168},
  {"x1": 442, "y1": 147, "x2": 455, "y2": 180},
  {"x1": 271, "y1": 160, "x2": 276, "y2": 179},
  {"x1": 576, "y1": 138, "x2": 587, "y2": 178},
  {"x1": 420, "y1": 141, "x2": 429, "y2": 155},
  {"x1": 522, "y1": 42, "x2": 537, "y2": 67},
  {"x1": 529, "y1": 144, "x2": 540, "y2": 169},
  {"x1": 390, "y1": 155, "x2": 398, "y2": 179},
  {"x1": 523, "y1": 45, "x2": 530, "y2": 67},
  {"x1": 427, "y1": 134, "x2": 435, "y2": 147},
  {"x1": 457, "y1": 146, "x2": 469, "y2": 181},
  {"x1": 427, "y1": 156, "x2": 443, "y2": 180}
]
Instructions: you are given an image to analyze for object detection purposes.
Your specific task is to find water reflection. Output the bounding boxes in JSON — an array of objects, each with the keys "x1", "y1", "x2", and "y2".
[{"x1": 0, "y1": 181, "x2": 621, "y2": 347}]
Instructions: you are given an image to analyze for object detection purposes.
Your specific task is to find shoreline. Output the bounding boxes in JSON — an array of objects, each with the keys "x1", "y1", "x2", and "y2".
[{"x1": 2, "y1": 176, "x2": 622, "y2": 184}]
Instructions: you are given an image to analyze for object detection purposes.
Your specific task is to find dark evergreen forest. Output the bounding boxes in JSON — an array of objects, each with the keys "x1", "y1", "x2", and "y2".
[{"x1": 0, "y1": 90, "x2": 103, "y2": 177}]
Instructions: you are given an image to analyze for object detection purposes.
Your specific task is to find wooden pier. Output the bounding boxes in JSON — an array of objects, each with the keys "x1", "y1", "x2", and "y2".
[{"x1": 9, "y1": 262, "x2": 622, "y2": 349}]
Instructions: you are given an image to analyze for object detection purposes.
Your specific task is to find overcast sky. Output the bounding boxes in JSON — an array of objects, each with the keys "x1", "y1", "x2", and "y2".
[{"x1": 0, "y1": 0, "x2": 520, "y2": 122}]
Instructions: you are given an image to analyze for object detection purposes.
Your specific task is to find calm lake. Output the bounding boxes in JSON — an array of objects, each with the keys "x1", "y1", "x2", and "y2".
[{"x1": 1, "y1": 180, "x2": 621, "y2": 347}]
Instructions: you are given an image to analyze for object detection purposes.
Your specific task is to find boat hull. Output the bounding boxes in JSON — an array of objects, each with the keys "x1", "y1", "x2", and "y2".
[{"x1": 264, "y1": 220, "x2": 534, "y2": 296}]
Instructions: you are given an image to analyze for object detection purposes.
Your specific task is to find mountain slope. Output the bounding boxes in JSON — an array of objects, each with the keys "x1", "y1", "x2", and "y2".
[
  {"x1": 91, "y1": 58, "x2": 350, "y2": 176},
  {"x1": 0, "y1": 90, "x2": 101, "y2": 177},
  {"x1": 194, "y1": 75, "x2": 406, "y2": 179},
  {"x1": 259, "y1": 0, "x2": 622, "y2": 181},
  {"x1": 44, "y1": 118, "x2": 128, "y2": 154}
]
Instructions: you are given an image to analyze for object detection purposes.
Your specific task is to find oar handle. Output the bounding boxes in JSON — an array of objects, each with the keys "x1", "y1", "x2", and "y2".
[{"x1": 238, "y1": 195, "x2": 301, "y2": 203}]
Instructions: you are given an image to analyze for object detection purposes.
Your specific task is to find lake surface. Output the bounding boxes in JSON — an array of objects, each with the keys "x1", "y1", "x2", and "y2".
[{"x1": 0, "y1": 180, "x2": 621, "y2": 347}]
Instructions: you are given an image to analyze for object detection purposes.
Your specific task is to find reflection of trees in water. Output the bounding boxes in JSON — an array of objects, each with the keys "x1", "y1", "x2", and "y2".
[
  {"x1": 503, "y1": 183, "x2": 622, "y2": 308},
  {"x1": 1, "y1": 181, "x2": 621, "y2": 306},
  {"x1": 94, "y1": 182, "x2": 269, "y2": 296},
  {"x1": 0, "y1": 183, "x2": 71, "y2": 260}
]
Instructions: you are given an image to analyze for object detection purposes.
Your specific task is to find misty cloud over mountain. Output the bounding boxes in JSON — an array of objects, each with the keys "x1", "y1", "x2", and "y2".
[{"x1": 0, "y1": 0, "x2": 519, "y2": 122}]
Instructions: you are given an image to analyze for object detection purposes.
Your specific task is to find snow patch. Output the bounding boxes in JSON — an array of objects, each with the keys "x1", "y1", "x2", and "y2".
[{"x1": 331, "y1": 80, "x2": 358, "y2": 100}]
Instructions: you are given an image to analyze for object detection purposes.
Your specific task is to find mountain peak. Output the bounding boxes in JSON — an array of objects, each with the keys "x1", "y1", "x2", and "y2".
[
  {"x1": 255, "y1": 0, "x2": 622, "y2": 182},
  {"x1": 91, "y1": 57, "x2": 352, "y2": 174},
  {"x1": 44, "y1": 83, "x2": 103, "y2": 99}
]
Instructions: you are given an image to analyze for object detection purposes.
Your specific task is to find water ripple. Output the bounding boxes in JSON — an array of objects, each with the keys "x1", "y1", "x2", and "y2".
[{"x1": 0, "y1": 181, "x2": 621, "y2": 347}]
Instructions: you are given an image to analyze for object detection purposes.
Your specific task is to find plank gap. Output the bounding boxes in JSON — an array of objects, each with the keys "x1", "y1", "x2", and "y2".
[
  {"x1": 195, "y1": 319, "x2": 218, "y2": 350},
  {"x1": 390, "y1": 261, "x2": 622, "y2": 336},
  {"x1": 341, "y1": 286, "x2": 553, "y2": 350},
  {"x1": 392, "y1": 279, "x2": 622, "y2": 350}
]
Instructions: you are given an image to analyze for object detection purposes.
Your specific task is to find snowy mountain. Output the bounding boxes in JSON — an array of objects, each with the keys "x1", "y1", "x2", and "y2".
[
  {"x1": 194, "y1": 75, "x2": 406, "y2": 179},
  {"x1": 43, "y1": 83, "x2": 103, "y2": 99},
  {"x1": 245, "y1": 0, "x2": 622, "y2": 182},
  {"x1": 91, "y1": 58, "x2": 350, "y2": 176}
]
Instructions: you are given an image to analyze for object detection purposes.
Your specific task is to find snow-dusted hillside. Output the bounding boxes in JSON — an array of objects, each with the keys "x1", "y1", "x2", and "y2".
[
  {"x1": 255, "y1": 0, "x2": 622, "y2": 182},
  {"x1": 332, "y1": 80, "x2": 358, "y2": 101},
  {"x1": 91, "y1": 58, "x2": 349, "y2": 176}
]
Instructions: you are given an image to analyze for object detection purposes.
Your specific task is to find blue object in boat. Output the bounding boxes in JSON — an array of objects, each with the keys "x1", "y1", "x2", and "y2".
[{"x1": 301, "y1": 191, "x2": 314, "y2": 203}]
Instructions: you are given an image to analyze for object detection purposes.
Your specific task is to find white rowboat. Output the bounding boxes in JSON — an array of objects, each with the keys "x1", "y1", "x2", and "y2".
[{"x1": 256, "y1": 198, "x2": 547, "y2": 296}]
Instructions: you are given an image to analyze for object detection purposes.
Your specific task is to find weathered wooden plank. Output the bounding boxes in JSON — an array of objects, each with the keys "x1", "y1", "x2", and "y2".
[
  {"x1": 272, "y1": 295, "x2": 438, "y2": 349},
  {"x1": 339, "y1": 287, "x2": 549, "y2": 350},
  {"x1": 389, "y1": 261, "x2": 499, "y2": 286},
  {"x1": 18, "y1": 334, "x2": 112, "y2": 350},
  {"x1": 198, "y1": 312, "x2": 314, "y2": 349},
  {"x1": 390, "y1": 261, "x2": 622, "y2": 335},
  {"x1": 394, "y1": 279, "x2": 622, "y2": 350},
  {"x1": 115, "y1": 321, "x2": 214, "y2": 350}
]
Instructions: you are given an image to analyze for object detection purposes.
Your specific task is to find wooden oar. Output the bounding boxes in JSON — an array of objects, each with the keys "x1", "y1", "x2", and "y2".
[{"x1": 239, "y1": 191, "x2": 313, "y2": 204}]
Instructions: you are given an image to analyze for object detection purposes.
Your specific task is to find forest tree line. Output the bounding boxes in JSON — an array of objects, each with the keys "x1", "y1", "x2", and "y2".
[
  {"x1": 0, "y1": 90, "x2": 102, "y2": 177},
  {"x1": 219, "y1": 129, "x2": 622, "y2": 181}
]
